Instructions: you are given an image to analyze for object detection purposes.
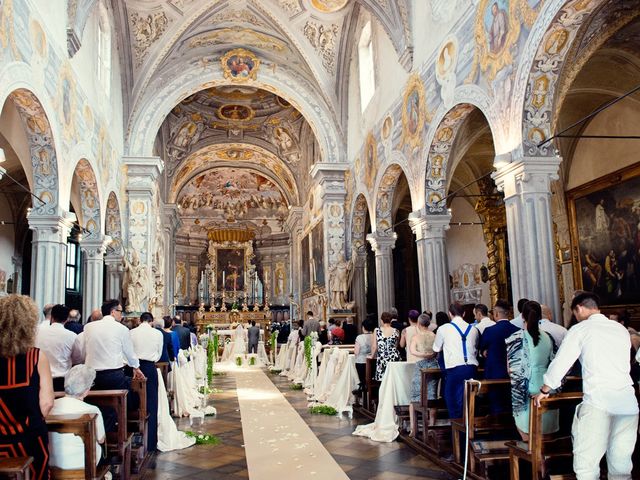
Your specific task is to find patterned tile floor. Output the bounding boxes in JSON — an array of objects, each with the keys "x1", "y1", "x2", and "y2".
[{"x1": 142, "y1": 370, "x2": 453, "y2": 480}]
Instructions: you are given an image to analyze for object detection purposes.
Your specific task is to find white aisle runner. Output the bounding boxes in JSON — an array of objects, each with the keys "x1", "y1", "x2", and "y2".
[{"x1": 233, "y1": 368, "x2": 349, "y2": 479}]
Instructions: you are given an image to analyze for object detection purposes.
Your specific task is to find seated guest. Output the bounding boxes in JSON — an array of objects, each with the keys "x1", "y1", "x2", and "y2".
[
  {"x1": 65, "y1": 309, "x2": 83, "y2": 334},
  {"x1": 318, "y1": 321, "x2": 329, "y2": 345},
  {"x1": 479, "y1": 299, "x2": 519, "y2": 413},
  {"x1": 0, "y1": 294, "x2": 55, "y2": 479},
  {"x1": 36, "y1": 304, "x2": 78, "y2": 391},
  {"x1": 400, "y1": 310, "x2": 420, "y2": 361},
  {"x1": 432, "y1": 303, "x2": 479, "y2": 419},
  {"x1": 506, "y1": 301, "x2": 558, "y2": 441},
  {"x1": 342, "y1": 317, "x2": 357, "y2": 345},
  {"x1": 370, "y1": 312, "x2": 401, "y2": 381},
  {"x1": 510, "y1": 298, "x2": 529, "y2": 329},
  {"x1": 473, "y1": 304, "x2": 495, "y2": 334},
  {"x1": 49, "y1": 365, "x2": 106, "y2": 469},
  {"x1": 130, "y1": 311, "x2": 163, "y2": 452},
  {"x1": 353, "y1": 319, "x2": 373, "y2": 393},
  {"x1": 539, "y1": 304, "x2": 568, "y2": 347},
  {"x1": 409, "y1": 313, "x2": 438, "y2": 433}
]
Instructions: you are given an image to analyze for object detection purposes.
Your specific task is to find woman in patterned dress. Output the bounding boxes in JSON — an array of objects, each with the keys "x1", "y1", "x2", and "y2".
[
  {"x1": 370, "y1": 312, "x2": 401, "y2": 381},
  {"x1": 0, "y1": 294, "x2": 55, "y2": 480}
]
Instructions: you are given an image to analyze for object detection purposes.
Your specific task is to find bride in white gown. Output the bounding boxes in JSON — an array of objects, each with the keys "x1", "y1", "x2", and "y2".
[{"x1": 221, "y1": 324, "x2": 248, "y2": 362}]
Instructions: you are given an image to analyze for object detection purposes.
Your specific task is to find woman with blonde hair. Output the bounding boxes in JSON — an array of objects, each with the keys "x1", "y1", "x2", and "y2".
[{"x1": 0, "y1": 294, "x2": 55, "y2": 479}]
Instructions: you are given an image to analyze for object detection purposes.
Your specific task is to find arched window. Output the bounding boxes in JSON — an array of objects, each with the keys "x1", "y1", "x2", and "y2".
[
  {"x1": 97, "y1": 2, "x2": 111, "y2": 97},
  {"x1": 358, "y1": 21, "x2": 375, "y2": 113}
]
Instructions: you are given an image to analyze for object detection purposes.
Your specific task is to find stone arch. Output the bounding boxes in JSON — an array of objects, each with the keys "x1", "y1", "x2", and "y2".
[
  {"x1": 71, "y1": 159, "x2": 101, "y2": 239},
  {"x1": 105, "y1": 191, "x2": 123, "y2": 254},
  {"x1": 373, "y1": 163, "x2": 412, "y2": 235},
  {"x1": 126, "y1": 63, "x2": 343, "y2": 164},
  {"x1": 0, "y1": 82, "x2": 61, "y2": 215},
  {"x1": 349, "y1": 193, "x2": 372, "y2": 254},
  {"x1": 511, "y1": 0, "x2": 640, "y2": 157}
]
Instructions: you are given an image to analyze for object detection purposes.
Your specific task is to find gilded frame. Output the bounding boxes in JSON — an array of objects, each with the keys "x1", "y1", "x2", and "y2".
[
  {"x1": 221, "y1": 48, "x2": 260, "y2": 82},
  {"x1": 207, "y1": 238, "x2": 255, "y2": 292},
  {"x1": 400, "y1": 74, "x2": 427, "y2": 150}
]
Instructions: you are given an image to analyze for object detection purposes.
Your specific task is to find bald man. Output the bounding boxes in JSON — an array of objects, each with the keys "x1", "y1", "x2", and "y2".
[{"x1": 539, "y1": 304, "x2": 568, "y2": 347}]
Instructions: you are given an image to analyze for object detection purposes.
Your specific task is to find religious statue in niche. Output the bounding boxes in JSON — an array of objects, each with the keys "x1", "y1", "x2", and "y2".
[
  {"x1": 123, "y1": 249, "x2": 149, "y2": 313},
  {"x1": 221, "y1": 48, "x2": 260, "y2": 82},
  {"x1": 329, "y1": 253, "x2": 354, "y2": 311}
]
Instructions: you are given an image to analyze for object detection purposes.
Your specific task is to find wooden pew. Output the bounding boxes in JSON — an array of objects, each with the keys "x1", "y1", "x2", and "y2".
[
  {"x1": 410, "y1": 368, "x2": 451, "y2": 455},
  {"x1": 0, "y1": 457, "x2": 33, "y2": 480},
  {"x1": 506, "y1": 392, "x2": 583, "y2": 480},
  {"x1": 127, "y1": 378, "x2": 148, "y2": 474},
  {"x1": 45, "y1": 413, "x2": 110, "y2": 480},
  {"x1": 363, "y1": 358, "x2": 380, "y2": 415},
  {"x1": 451, "y1": 379, "x2": 517, "y2": 477},
  {"x1": 84, "y1": 390, "x2": 132, "y2": 480}
]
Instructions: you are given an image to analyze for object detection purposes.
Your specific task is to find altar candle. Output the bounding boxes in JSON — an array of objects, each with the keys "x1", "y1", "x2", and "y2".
[{"x1": 222, "y1": 271, "x2": 225, "y2": 287}]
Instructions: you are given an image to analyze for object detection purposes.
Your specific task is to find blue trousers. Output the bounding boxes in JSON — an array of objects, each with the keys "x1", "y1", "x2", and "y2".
[
  {"x1": 138, "y1": 360, "x2": 158, "y2": 452},
  {"x1": 444, "y1": 364, "x2": 477, "y2": 419}
]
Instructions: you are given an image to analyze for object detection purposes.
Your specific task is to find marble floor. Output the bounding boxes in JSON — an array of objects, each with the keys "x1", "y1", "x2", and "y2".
[{"x1": 142, "y1": 369, "x2": 452, "y2": 480}]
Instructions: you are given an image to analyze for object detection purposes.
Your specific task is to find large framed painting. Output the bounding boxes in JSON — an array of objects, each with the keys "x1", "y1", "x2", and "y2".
[
  {"x1": 301, "y1": 235, "x2": 311, "y2": 293},
  {"x1": 311, "y1": 222, "x2": 325, "y2": 286},
  {"x1": 216, "y1": 248, "x2": 246, "y2": 292},
  {"x1": 567, "y1": 164, "x2": 640, "y2": 307}
]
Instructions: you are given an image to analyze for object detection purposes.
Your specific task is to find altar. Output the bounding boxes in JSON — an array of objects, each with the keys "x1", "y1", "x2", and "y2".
[{"x1": 196, "y1": 311, "x2": 269, "y2": 331}]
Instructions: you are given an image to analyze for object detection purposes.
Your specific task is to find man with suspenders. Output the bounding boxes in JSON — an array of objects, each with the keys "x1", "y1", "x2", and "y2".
[{"x1": 432, "y1": 302, "x2": 480, "y2": 419}]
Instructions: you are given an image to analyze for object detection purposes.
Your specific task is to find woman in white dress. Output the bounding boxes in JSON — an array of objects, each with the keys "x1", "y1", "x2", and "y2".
[{"x1": 232, "y1": 323, "x2": 247, "y2": 356}]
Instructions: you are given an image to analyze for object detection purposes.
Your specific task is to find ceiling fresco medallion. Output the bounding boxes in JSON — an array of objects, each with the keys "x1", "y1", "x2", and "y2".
[
  {"x1": 221, "y1": 48, "x2": 260, "y2": 82},
  {"x1": 310, "y1": 0, "x2": 350, "y2": 13},
  {"x1": 217, "y1": 104, "x2": 255, "y2": 122}
]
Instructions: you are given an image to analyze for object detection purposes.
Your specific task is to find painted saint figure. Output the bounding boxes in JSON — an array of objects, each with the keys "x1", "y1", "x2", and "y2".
[{"x1": 488, "y1": 2, "x2": 508, "y2": 54}]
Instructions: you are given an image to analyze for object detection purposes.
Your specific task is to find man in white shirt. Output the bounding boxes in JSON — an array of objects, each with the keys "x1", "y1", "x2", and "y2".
[
  {"x1": 36, "y1": 304, "x2": 78, "y2": 391},
  {"x1": 539, "y1": 304, "x2": 568, "y2": 347},
  {"x1": 130, "y1": 311, "x2": 163, "y2": 452},
  {"x1": 433, "y1": 302, "x2": 479, "y2": 419},
  {"x1": 81, "y1": 299, "x2": 144, "y2": 423},
  {"x1": 41, "y1": 303, "x2": 54, "y2": 324},
  {"x1": 510, "y1": 298, "x2": 529, "y2": 329},
  {"x1": 473, "y1": 304, "x2": 495, "y2": 334},
  {"x1": 535, "y1": 292, "x2": 639, "y2": 479}
]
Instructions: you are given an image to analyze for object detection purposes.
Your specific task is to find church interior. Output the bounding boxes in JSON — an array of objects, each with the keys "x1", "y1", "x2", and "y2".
[{"x1": 1, "y1": 0, "x2": 640, "y2": 479}]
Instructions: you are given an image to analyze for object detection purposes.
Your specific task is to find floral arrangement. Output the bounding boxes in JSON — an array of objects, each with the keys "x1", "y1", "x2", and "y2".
[
  {"x1": 231, "y1": 301, "x2": 240, "y2": 311},
  {"x1": 206, "y1": 335, "x2": 216, "y2": 386},
  {"x1": 198, "y1": 385, "x2": 212, "y2": 395},
  {"x1": 290, "y1": 383, "x2": 303, "y2": 390},
  {"x1": 304, "y1": 336, "x2": 313, "y2": 370},
  {"x1": 270, "y1": 331, "x2": 277, "y2": 352},
  {"x1": 185, "y1": 431, "x2": 221, "y2": 445},
  {"x1": 235, "y1": 356, "x2": 243, "y2": 367},
  {"x1": 309, "y1": 405, "x2": 338, "y2": 415},
  {"x1": 268, "y1": 368, "x2": 282, "y2": 374},
  {"x1": 249, "y1": 357, "x2": 256, "y2": 366}
]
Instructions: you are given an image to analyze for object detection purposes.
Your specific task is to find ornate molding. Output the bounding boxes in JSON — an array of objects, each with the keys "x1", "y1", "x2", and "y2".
[
  {"x1": 493, "y1": 155, "x2": 561, "y2": 199},
  {"x1": 366, "y1": 232, "x2": 397, "y2": 254}
]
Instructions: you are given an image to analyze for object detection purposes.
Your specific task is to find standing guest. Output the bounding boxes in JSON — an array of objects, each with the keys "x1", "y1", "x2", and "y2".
[
  {"x1": 0, "y1": 294, "x2": 55, "y2": 480},
  {"x1": 539, "y1": 304, "x2": 568, "y2": 347},
  {"x1": 36, "y1": 304, "x2": 78, "y2": 391},
  {"x1": 156, "y1": 318, "x2": 175, "y2": 363},
  {"x1": 434, "y1": 311, "x2": 450, "y2": 392},
  {"x1": 353, "y1": 319, "x2": 373, "y2": 393},
  {"x1": 535, "y1": 292, "x2": 639, "y2": 479},
  {"x1": 81, "y1": 299, "x2": 144, "y2": 417},
  {"x1": 510, "y1": 298, "x2": 529, "y2": 329},
  {"x1": 42, "y1": 303, "x2": 54, "y2": 324},
  {"x1": 473, "y1": 304, "x2": 495, "y2": 334},
  {"x1": 248, "y1": 320, "x2": 260, "y2": 354},
  {"x1": 370, "y1": 312, "x2": 401, "y2": 381},
  {"x1": 163, "y1": 316, "x2": 180, "y2": 361},
  {"x1": 409, "y1": 313, "x2": 438, "y2": 433},
  {"x1": 400, "y1": 310, "x2": 421, "y2": 362},
  {"x1": 331, "y1": 327, "x2": 345, "y2": 345},
  {"x1": 301, "y1": 311, "x2": 320, "y2": 338},
  {"x1": 432, "y1": 303, "x2": 479, "y2": 419},
  {"x1": 327, "y1": 318, "x2": 337, "y2": 335},
  {"x1": 130, "y1": 311, "x2": 162, "y2": 452},
  {"x1": 390, "y1": 307, "x2": 406, "y2": 332},
  {"x1": 172, "y1": 317, "x2": 192, "y2": 352},
  {"x1": 277, "y1": 321, "x2": 290, "y2": 344},
  {"x1": 318, "y1": 321, "x2": 329, "y2": 345},
  {"x1": 479, "y1": 299, "x2": 518, "y2": 413},
  {"x1": 342, "y1": 317, "x2": 358, "y2": 345},
  {"x1": 434, "y1": 311, "x2": 450, "y2": 334},
  {"x1": 506, "y1": 301, "x2": 558, "y2": 441},
  {"x1": 89, "y1": 309, "x2": 103, "y2": 322},
  {"x1": 48, "y1": 365, "x2": 105, "y2": 470},
  {"x1": 65, "y1": 309, "x2": 84, "y2": 334}
]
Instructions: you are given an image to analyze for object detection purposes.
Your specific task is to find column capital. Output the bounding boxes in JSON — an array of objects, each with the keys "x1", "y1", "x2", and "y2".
[
  {"x1": 27, "y1": 209, "x2": 76, "y2": 242},
  {"x1": 162, "y1": 203, "x2": 181, "y2": 232},
  {"x1": 367, "y1": 232, "x2": 397, "y2": 253},
  {"x1": 104, "y1": 254, "x2": 124, "y2": 267},
  {"x1": 408, "y1": 209, "x2": 451, "y2": 240},
  {"x1": 285, "y1": 206, "x2": 304, "y2": 234},
  {"x1": 124, "y1": 156, "x2": 163, "y2": 191},
  {"x1": 310, "y1": 162, "x2": 349, "y2": 200},
  {"x1": 80, "y1": 235, "x2": 112, "y2": 259},
  {"x1": 492, "y1": 155, "x2": 561, "y2": 199}
]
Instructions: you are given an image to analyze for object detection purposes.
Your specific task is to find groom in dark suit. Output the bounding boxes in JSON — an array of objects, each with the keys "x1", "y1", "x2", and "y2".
[{"x1": 248, "y1": 321, "x2": 260, "y2": 354}]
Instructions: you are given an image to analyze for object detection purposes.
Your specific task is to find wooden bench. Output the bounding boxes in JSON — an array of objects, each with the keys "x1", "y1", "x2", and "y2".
[
  {"x1": 506, "y1": 392, "x2": 583, "y2": 480},
  {"x1": 84, "y1": 389, "x2": 132, "y2": 480},
  {"x1": 127, "y1": 378, "x2": 149, "y2": 474},
  {"x1": 46, "y1": 413, "x2": 110, "y2": 480},
  {"x1": 0, "y1": 457, "x2": 33, "y2": 480},
  {"x1": 364, "y1": 358, "x2": 380, "y2": 414},
  {"x1": 451, "y1": 379, "x2": 517, "y2": 477},
  {"x1": 410, "y1": 368, "x2": 451, "y2": 454}
]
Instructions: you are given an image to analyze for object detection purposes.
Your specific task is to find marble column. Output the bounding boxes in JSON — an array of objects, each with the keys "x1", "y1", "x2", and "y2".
[
  {"x1": 104, "y1": 254, "x2": 124, "y2": 302},
  {"x1": 27, "y1": 209, "x2": 76, "y2": 313},
  {"x1": 80, "y1": 235, "x2": 111, "y2": 317},
  {"x1": 409, "y1": 210, "x2": 451, "y2": 313},
  {"x1": 124, "y1": 156, "x2": 163, "y2": 313},
  {"x1": 350, "y1": 252, "x2": 368, "y2": 327},
  {"x1": 162, "y1": 204, "x2": 181, "y2": 309},
  {"x1": 493, "y1": 155, "x2": 562, "y2": 320},
  {"x1": 367, "y1": 233, "x2": 397, "y2": 318},
  {"x1": 11, "y1": 255, "x2": 22, "y2": 294},
  {"x1": 285, "y1": 207, "x2": 303, "y2": 321}
]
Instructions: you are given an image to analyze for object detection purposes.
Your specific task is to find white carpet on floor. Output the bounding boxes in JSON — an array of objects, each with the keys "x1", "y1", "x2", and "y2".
[{"x1": 230, "y1": 366, "x2": 349, "y2": 479}]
